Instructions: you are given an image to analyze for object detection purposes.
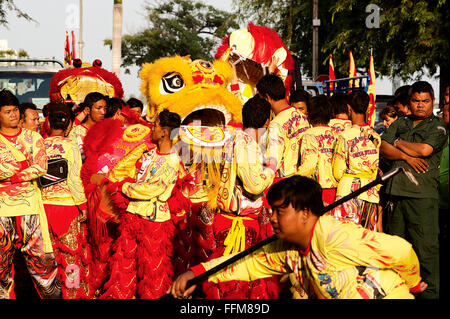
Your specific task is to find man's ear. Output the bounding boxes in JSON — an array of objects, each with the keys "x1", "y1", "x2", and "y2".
[
  {"x1": 162, "y1": 126, "x2": 171, "y2": 138},
  {"x1": 347, "y1": 104, "x2": 353, "y2": 117},
  {"x1": 299, "y1": 208, "x2": 311, "y2": 223}
]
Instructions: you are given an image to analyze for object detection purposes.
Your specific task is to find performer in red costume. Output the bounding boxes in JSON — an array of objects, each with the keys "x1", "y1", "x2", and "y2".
[
  {"x1": 99, "y1": 110, "x2": 183, "y2": 299},
  {"x1": 80, "y1": 105, "x2": 154, "y2": 297}
]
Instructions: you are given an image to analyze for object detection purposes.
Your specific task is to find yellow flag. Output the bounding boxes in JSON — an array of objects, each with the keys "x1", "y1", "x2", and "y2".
[
  {"x1": 367, "y1": 50, "x2": 376, "y2": 127},
  {"x1": 348, "y1": 50, "x2": 358, "y2": 88},
  {"x1": 329, "y1": 55, "x2": 336, "y2": 95},
  {"x1": 64, "y1": 31, "x2": 71, "y2": 67}
]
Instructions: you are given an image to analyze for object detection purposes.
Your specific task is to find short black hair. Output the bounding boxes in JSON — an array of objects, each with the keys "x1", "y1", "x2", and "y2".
[
  {"x1": 83, "y1": 92, "x2": 108, "y2": 109},
  {"x1": 127, "y1": 97, "x2": 144, "y2": 111},
  {"x1": 0, "y1": 89, "x2": 20, "y2": 110},
  {"x1": 256, "y1": 74, "x2": 286, "y2": 101},
  {"x1": 330, "y1": 92, "x2": 349, "y2": 117},
  {"x1": 289, "y1": 88, "x2": 311, "y2": 107},
  {"x1": 410, "y1": 81, "x2": 434, "y2": 100},
  {"x1": 348, "y1": 90, "x2": 370, "y2": 114},
  {"x1": 267, "y1": 175, "x2": 325, "y2": 217},
  {"x1": 307, "y1": 95, "x2": 332, "y2": 125},
  {"x1": 48, "y1": 103, "x2": 72, "y2": 131},
  {"x1": 393, "y1": 92, "x2": 409, "y2": 107},
  {"x1": 394, "y1": 85, "x2": 411, "y2": 97},
  {"x1": 19, "y1": 102, "x2": 38, "y2": 120},
  {"x1": 242, "y1": 95, "x2": 271, "y2": 129},
  {"x1": 106, "y1": 97, "x2": 126, "y2": 118},
  {"x1": 379, "y1": 106, "x2": 398, "y2": 120},
  {"x1": 159, "y1": 109, "x2": 181, "y2": 136}
]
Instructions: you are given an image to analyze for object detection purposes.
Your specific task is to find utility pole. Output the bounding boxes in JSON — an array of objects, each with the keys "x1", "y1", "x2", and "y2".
[
  {"x1": 312, "y1": 0, "x2": 320, "y2": 80},
  {"x1": 78, "y1": 0, "x2": 84, "y2": 60},
  {"x1": 112, "y1": 0, "x2": 123, "y2": 76}
]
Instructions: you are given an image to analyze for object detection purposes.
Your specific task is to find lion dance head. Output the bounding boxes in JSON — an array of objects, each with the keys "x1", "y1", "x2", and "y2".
[
  {"x1": 49, "y1": 60, "x2": 124, "y2": 104},
  {"x1": 139, "y1": 55, "x2": 242, "y2": 125}
]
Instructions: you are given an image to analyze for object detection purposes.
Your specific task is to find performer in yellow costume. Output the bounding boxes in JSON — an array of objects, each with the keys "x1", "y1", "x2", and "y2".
[
  {"x1": 67, "y1": 92, "x2": 108, "y2": 162},
  {"x1": 296, "y1": 96, "x2": 337, "y2": 205},
  {"x1": 332, "y1": 91, "x2": 381, "y2": 230},
  {"x1": 0, "y1": 90, "x2": 60, "y2": 299},
  {"x1": 170, "y1": 176, "x2": 427, "y2": 299},
  {"x1": 100, "y1": 110, "x2": 183, "y2": 299},
  {"x1": 41, "y1": 103, "x2": 91, "y2": 299},
  {"x1": 329, "y1": 93, "x2": 352, "y2": 135},
  {"x1": 256, "y1": 74, "x2": 310, "y2": 178}
]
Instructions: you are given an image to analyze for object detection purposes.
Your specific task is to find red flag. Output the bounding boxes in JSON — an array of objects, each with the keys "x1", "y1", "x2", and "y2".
[
  {"x1": 71, "y1": 30, "x2": 76, "y2": 61},
  {"x1": 367, "y1": 49, "x2": 376, "y2": 127},
  {"x1": 329, "y1": 55, "x2": 336, "y2": 94},
  {"x1": 348, "y1": 50, "x2": 358, "y2": 88},
  {"x1": 64, "y1": 31, "x2": 71, "y2": 66}
]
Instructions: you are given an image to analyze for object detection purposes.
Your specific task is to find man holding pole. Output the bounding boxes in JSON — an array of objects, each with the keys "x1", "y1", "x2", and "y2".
[{"x1": 170, "y1": 175, "x2": 427, "y2": 299}]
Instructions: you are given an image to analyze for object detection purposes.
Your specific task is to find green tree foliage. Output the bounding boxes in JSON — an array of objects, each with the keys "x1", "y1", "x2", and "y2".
[
  {"x1": 0, "y1": 48, "x2": 28, "y2": 58},
  {"x1": 0, "y1": 0, "x2": 35, "y2": 28},
  {"x1": 234, "y1": 0, "x2": 449, "y2": 84},
  {"x1": 105, "y1": 0, "x2": 239, "y2": 73}
]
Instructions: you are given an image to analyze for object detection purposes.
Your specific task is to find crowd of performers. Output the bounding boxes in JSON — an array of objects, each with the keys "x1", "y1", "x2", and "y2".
[{"x1": 0, "y1": 56, "x2": 448, "y2": 300}]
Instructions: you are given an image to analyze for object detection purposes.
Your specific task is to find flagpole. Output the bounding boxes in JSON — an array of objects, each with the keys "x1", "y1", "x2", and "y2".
[{"x1": 78, "y1": 0, "x2": 84, "y2": 61}]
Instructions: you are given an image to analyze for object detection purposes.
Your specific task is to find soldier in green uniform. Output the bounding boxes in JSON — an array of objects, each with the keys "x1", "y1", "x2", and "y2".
[{"x1": 380, "y1": 81, "x2": 448, "y2": 299}]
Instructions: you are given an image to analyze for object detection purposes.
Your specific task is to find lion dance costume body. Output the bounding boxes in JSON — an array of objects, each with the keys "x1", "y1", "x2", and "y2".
[{"x1": 139, "y1": 55, "x2": 281, "y2": 299}]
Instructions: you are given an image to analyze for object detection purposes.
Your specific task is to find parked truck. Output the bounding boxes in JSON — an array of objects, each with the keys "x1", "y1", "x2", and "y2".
[{"x1": 0, "y1": 58, "x2": 64, "y2": 113}]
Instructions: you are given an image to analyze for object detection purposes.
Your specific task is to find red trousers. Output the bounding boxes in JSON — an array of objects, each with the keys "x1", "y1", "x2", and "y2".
[{"x1": 100, "y1": 213, "x2": 175, "y2": 299}]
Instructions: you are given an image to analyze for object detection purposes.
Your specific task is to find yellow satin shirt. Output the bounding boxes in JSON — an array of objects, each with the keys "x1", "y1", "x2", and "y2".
[
  {"x1": 329, "y1": 118, "x2": 352, "y2": 135},
  {"x1": 332, "y1": 124, "x2": 381, "y2": 203},
  {"x1": 216, "y1": 127, "x2": 276, "y2": 214},
  {"x1": 68, "y1": 124, "x2": 88, "y2": 160},
  {"x1": 265, "y1": 107, "x2": 310, "y2": 177},
  {"x1": 297, "y1": 125, "x2": 338, "y2": 189},
  {"x1": 0, "y1": 128, "x2": 47, "y2": 216},
  {"x1": 41, "y1": 135, "x2": 87, "y2": 208},
  {"x1": 121, "y1": 148, "x2": 182, "y2": 222}
]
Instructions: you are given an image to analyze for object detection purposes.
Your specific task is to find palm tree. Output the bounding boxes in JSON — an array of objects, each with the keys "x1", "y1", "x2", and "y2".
[{"x1": 112, "y1": 0, "x2": 122, "y2": 76}]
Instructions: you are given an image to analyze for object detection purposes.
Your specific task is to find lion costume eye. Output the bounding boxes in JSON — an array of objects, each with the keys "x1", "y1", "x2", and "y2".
[{"x1": 159, "y1": 72, "x2": 185, "y2": 95}]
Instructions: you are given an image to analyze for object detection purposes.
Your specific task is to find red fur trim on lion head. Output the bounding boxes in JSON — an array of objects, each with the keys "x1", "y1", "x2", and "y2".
[{"x1": 214, "y1": 35, "x2": 231, "y2": 60}]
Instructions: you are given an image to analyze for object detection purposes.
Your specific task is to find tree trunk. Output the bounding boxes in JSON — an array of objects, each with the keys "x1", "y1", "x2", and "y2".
[{"x1": 112, "y1": 0, "x2": 123, "y2": 77}]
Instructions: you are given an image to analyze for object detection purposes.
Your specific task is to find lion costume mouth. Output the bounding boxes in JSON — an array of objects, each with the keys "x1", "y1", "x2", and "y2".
[{"x1": 188, "y1": 105, "x2": 231, "y2": 125}]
